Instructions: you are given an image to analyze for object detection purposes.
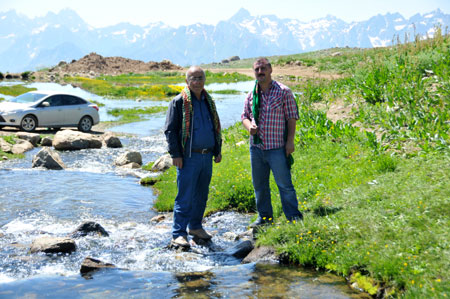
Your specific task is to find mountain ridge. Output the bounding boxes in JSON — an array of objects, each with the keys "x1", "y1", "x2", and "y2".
[{"x1": 0, "y1": 8, "x2": 448, "y2": 72}]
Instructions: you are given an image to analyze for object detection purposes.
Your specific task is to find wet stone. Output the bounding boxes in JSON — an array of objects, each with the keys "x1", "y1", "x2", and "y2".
[
  {"x1": 242, "y1": 246, "x2": 278, "y2": 264},
  {"x1": 71, "y1": 221, "x2": 109, "y2": 238},
  {"x1": 226, "y1": 240, "x2": 254, "y2": 259},
  {"x1": 150, "y1": 214, "x2": 166, "y2": 223},
  {"x1": 30, "y1": 236, "x2": 76, "y2": 254},
  {"x1": 32, "y1": 147, "x2": 66, "y2": 170},
  {"x1": 40, "y1": 137, "x2": 53, "y2": 146},
  {"x1": 80, "y1": 257, "x2": 116, "y2": 275},
  {"x1": 16, "y1": 132, "x2": 41, "y2": 147},
  {"x1": 102, "y1": 132, "x2": 122, "y2": 148}
]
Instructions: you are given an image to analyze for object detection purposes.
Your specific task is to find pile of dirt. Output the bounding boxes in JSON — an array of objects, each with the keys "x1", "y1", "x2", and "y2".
[{"x1": 49, "y1": 52, "x2": 183, "y2": 77}]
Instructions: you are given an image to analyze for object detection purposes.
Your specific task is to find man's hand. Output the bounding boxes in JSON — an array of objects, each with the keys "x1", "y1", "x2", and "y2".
[
  {"x1": 243, "y1": 119, "x2": 258, "y2": 136},
  {"x1": 285, "y1": 140, "x2": 295, "y2": 156},
  {"x1": 172, "y1": 157, "x2": 183, "y2": 169},
  {"x1": 248, "y1": 124, "x2": 258, "y2": 136},
  {"x1": 214, "y1": 153, "x2": 222, "y2": 163}
]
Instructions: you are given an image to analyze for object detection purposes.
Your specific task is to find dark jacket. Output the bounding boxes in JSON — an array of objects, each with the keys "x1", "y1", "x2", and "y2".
[{"x1": 164, "y1": 93, "x2": 222, "y2": 159}]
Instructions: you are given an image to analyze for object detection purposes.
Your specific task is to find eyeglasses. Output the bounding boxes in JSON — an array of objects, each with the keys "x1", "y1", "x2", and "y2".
[
  {"x1": 254, "y1": 66, "x2": 268, "y2": 72},
  {"x1": 188, "y1": 76, "x2": 205, "y2": 82}
]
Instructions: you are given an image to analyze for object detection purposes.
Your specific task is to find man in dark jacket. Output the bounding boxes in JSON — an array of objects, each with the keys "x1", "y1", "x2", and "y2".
[{"x1": 164, "y1": 66, "x2": 222, "y2": 249}]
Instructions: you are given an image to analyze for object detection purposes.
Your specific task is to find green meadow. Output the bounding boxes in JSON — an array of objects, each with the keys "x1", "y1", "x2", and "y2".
[
  {"x1": 63, "y1": 70, "x2": 251, "y2": 100},
  {"x1": 107, "y1": 106, "x2": 167, "y2": 123},
  {"x1": 0, "y1": 85, "x2": 36, "y2": 97},
  {"x1": 150, "y1": 30, "x2": 449, "y2": 298}
]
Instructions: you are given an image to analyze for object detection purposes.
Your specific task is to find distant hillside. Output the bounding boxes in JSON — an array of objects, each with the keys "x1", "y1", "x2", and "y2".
[{"x1": 0, "y1": 8, "x2": 448, "y2": 72}]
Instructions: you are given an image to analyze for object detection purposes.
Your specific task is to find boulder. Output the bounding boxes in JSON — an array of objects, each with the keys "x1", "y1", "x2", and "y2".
[
  {"x1": 30, "y1": 236, "x2": 76, "y2": 254},
  {"x1": 150, "y1": 214, "x2": 166, "y2": 223},
  {"x1": 40, "y1": 137, "x2": 53, "y2": 146},
  {"x1": 32, "y1": 147, "x2": 66, "y2": 170},
  {"x1": 80, "y1": 257, "x2": 116, "y2": 275},
  {"x1": 223, "y1": 232, "x2": 239, "y2": 241},
  {"x1": 0, "y1": 138, "x2": 12, "y2": 153},
  {"x1": 226, "y1": 240, "x2": 254, "y2": 259},
  {"x1": 71, "y1": 221, "x2": 109, "y2": 238},
  {"x1": 115, "y1": 151, "x2": 142, "y2": 166},
  {"x1": 102, "y1": 132, "x2": 122, "y2": 148},
  {"x1": 229, "y1": 56, "x2": 240, "y2": 61},
  {"x1": 12, "y1": 140, "x2": 34, "y2": 154},
  {"x1": 16, "y1": 132, "x2": 41, "y2": 147},
  {"x1": 241, "y1": 246, "x2": 278, "y2": 264},
  {"x1": 118, "y1": 162, "x2": 141, "y2": 169},
  {"x1": 53, "y1": 130, "x2": 102, "y2": 150},
  {"x1": 151, "y1": 154, "x2": 172, "y2": 172}
]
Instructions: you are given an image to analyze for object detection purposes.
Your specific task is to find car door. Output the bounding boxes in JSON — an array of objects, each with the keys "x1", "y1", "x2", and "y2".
[
  {"x1": 36, "y1": 95, "x2": 65, "y2": 126},
  {"x1": 61, "y1": 95, "x2": 86, "y2": 125}
]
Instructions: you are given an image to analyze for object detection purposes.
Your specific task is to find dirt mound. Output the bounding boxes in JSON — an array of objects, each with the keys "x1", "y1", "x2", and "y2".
[{"x1": 53, "y1": 52, "x2": 183, "y2": 76}]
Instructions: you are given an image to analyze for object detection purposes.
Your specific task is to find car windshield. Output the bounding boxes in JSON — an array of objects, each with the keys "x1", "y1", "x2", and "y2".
[{"x1": 10, "y1": 92, "x2": 47, "y2": 103}]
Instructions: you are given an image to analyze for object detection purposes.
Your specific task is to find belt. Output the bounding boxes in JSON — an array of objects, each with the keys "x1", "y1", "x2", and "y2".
[{"x1": 192, "y1": 148, "x2": 213, "y2": 154}]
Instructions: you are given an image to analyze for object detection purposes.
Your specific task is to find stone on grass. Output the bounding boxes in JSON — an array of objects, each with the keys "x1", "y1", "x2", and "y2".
[{"x1": 115, "y1": 151, "x2": 142, "y2": 166}]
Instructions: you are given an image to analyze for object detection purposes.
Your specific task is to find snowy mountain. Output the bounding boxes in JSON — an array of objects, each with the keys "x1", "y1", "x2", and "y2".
[{"x1": 0, "y1": 8, "x2": 448, "y2": 72}]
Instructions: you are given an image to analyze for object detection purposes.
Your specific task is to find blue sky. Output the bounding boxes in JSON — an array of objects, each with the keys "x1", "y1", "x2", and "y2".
[{"x1": 1, "y1": 0, "x2": 449, "y2": 28}]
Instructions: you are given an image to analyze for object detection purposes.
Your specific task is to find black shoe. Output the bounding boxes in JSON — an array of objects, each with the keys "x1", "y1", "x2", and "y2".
[
  {"x1": 289, "y1": 214, "x2": 303, "y2": 223},
  {"x1": 249, "y1": 217, "x2": 273, "y2": 229}
]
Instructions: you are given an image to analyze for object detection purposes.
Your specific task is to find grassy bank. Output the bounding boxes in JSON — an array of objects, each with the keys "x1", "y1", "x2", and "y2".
[
  {"x1": 63, "y1": 76, "x2": 184, "y2": 100},
  {"x1": 151, "y1": 31, "x2": 449, "y2": 297},
  {"x1": 64, "y1": 71, "x2": 252, "y2": 100},
  {"x1": 107, "y1": 106, "x2": 167, "y2": 123},
  {"x1": 0, "y1": 85, "x2": 37, "y2": 97}
]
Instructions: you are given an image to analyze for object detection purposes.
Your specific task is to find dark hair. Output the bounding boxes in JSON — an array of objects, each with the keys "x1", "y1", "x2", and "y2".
[{"x1": 254, "y1": 57, "x2": 271, "y2": 68}]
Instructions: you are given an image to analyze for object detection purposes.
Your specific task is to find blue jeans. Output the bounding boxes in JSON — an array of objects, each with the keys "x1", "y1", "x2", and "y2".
[
  {"x1": 172, "y1": 152, "x2": 213, "y2": 239},
  {"x1": 250, "y1": 146, "x2": 302, "y2": 221}
]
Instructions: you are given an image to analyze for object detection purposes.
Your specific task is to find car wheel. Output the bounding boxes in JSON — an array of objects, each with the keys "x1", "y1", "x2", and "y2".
[
  {"x1": 78, "y1": 116, "x2": 93, "y2": 132},
  {"x1": 20, "y1": 115, "x2": 37, "y2": 132}
]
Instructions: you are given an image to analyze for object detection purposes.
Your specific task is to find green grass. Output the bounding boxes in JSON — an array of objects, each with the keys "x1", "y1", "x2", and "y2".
[
  {"x1": 0, "y1": 85, "x2": 37, "y2": 97},
  {"x1": 211, "y1": 89, "x2": 242, "y2": 95},
  {"x1": 107, "y1": 106, "x2": 167, "y2": 123},
  {"x1": 64, "y1": 71, "x2": 251, "y2": 100},
  {"x1": 63, "y1": 77, "x2": 184, "y2": 100},
  {"x1": 257, "y1": 151, "x2": 449, "y2": 298},
  {"x1": 98, "y1": 71, "x2": 185, "y2": 84},
  {"x1": 151, "y1": 31, "x2": 450, "y2": 298},
  {"x1": 89, "y1": 99, "x2": 105, "y2": 107}
]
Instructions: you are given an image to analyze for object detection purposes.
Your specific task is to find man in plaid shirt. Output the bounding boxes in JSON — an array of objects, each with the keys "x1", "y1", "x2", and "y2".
[{"x1": 241, "y1": 57, "x2": 303, "y2": 228}]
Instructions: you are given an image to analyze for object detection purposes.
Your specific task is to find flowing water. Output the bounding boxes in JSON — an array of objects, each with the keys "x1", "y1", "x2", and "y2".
[{"x1": 0, "y1": 81, "x2": 365, "y2": 298}]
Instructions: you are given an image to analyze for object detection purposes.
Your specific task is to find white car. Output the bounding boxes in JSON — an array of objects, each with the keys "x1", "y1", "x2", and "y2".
[{"x1": 0, "y1": 91, "x2": 100, "y2": 132}]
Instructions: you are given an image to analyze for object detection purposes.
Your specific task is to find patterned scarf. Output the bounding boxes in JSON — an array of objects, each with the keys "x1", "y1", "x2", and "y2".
[
  {"x1": 251, "y1": 80, "x2": 262, "y2": 144},
  {"x1": 180, "y1": 86, "x2": 221, "y2": 151}
]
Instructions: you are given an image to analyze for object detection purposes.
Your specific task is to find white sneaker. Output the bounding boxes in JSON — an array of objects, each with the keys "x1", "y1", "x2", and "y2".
[{"x1": 171, "y1": 236, "x2": 190, "y2": 248}]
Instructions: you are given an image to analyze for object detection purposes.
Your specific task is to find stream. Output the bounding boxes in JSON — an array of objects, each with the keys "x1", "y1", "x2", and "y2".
[{"x1": 0, "y1": 80, "x2": 364, "y2": 298}]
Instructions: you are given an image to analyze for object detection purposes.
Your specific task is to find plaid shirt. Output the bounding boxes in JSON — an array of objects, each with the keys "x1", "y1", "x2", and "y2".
[{"x1": 241, "y1": 80, "x2": 299, "y2": 150}]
